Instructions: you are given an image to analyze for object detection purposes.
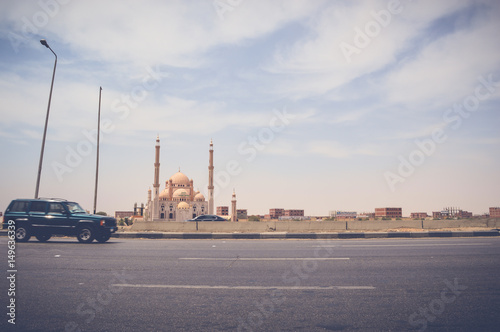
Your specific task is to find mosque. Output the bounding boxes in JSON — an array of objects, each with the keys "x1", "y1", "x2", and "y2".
[{"x1": 144, "y1": 136, "x2": 216, "y2": 222}]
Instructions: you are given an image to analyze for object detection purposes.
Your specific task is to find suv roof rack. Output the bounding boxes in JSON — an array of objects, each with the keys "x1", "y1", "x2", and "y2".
[{"x1": 37, "y1": 197, "x2": 68, "y2": 202}]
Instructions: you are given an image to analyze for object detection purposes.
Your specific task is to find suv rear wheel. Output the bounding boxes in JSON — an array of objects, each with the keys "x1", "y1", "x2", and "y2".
[
  {"x1": 76, "y1": 226, "x2": 95, "y2": 243},
  {"x1": 15, "y1": 223, "x2": 31, "y2": 242}
]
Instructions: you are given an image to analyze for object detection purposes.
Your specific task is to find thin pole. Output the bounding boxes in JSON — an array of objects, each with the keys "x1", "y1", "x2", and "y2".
[
  {"x1": 35, "y1": 40, "x2": 57, "y2": 199},
  {"x1": 93, "y1": 87, "x2": 102, "y2": 214}
]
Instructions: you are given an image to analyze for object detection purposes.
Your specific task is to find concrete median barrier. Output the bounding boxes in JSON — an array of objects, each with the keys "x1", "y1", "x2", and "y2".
[
  {"x1": 276, "y1": 221, "x2": 346, "y2": 232},
  {"x1": 347, "y1": 220, "x2": 422, "y2": 230},
  {"x1": 423, "y1": 220, "x2": 487, "y2": 229},
  {"x1": 196, "y1": 221, "x2": 272, "y2": 233},
  {"x1": 130, "y1": 221, "x2": 197, "y2": 232},
  {"x1": 123, "y1": 218, "x2": 500, "y2": 234}
]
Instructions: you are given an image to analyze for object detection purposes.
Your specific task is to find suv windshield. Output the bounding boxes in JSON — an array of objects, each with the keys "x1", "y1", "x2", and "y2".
[{"x1": 67, "y1": 202, "x2": 87, "y2": 214}]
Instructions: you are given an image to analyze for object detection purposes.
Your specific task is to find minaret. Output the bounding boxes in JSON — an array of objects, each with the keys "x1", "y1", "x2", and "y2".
[
  {"x1": 208, "y1": 139, "x2": 214, "y2": 215},
  {"x1": 146, "y1": 188, "x2": 152, "y2": 221},
  {"x1": 231, "y1": 189, "x2": 237, "y2": 222},
  {"x1": 153, "y1": 135, "x2": 160, "y2": 220}
]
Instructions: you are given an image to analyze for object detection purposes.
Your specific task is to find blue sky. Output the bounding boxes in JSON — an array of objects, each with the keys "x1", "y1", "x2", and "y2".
[{"x1": 0, "y1": 0, "x2": 499, "y2": 216}]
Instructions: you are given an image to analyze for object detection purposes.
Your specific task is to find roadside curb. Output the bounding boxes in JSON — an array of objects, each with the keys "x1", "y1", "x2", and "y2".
[
  {"x1": 1, "y1": 230, "x2": 498, "y2": 240},
  {"x1": 108, "y1": 230, "x2": 500, "y2": 240}
]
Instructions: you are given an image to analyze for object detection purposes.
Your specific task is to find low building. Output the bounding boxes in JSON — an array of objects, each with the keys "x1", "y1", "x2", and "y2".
[
  {"x1": 432, "y1": 211, "x2": 443, "y2": 219},
  {"x1": 457, "y1": 210, "x2": 473, "y2": 218},
  {"x1": 375, "y1": 207, "x2": 402, "y2": 218},
  {"x1": 330, "y1": 211, "x2": 357, "y2": 219},
  {"x1": 268, "y1": 208, "x2": 304, "y2": 219},
  {"x1": 269, "y1": 208, "x2": 284, "y2": 219},
  {"x1": 433, "y1": 207, "x2": 472, "y2": 219},
  {"x1": 279, "y1": 216, "x2": 310, "y2": 221},
  {"x1": 115, "y1": 211, "x2": 134, "y2": 219},
  {"x1": 237, "y1": 209, "x2": 248, "y2": 220},
  {"x1": 358, "y1": 212, "x2": 375, "y2": 219},
  {"x1": 284, "y1": 209, "x2": 304, "y2": 217},
  {"x1": 489, "y1": 207, "x2": 500, "y2": 218},
  {"x1": 133, "y1": 203, "x2": 145, "y2": 217},
  {"x1": 217, "y1": 206, "x2": 229, "y2": 216},
  {"x1": 411, "y1": 212, "x2": 428, "y2": 219}
]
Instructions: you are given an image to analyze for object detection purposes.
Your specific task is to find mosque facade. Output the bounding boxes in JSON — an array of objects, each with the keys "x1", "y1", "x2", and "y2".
[{"x1": 144, "y1": 136, "x2": 215, "y2": 222}]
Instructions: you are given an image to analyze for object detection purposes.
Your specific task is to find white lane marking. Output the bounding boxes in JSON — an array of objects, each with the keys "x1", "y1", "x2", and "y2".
[
  {"x1": 112, "y1": 284, "x2": 374, "y2": 290},
  {"x1": 179, "y1": 257, "x2": 349, "y2": 261},
  {"x1": 313, "y1": 243, "x2": 491, "y2": 248}
]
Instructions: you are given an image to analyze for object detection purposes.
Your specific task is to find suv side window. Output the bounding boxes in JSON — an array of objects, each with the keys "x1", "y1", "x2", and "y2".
[
  {"x1": 9, "y1": 201, "x2": 30, "y2": 212},
  {"x1": 48, "y1": 203, "x2": 66, "y2": 215},
  {"x1": 30, "y1": 201, "x2": 47, "y2": 213}
]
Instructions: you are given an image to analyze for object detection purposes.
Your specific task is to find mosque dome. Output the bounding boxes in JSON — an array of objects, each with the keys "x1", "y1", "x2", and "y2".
[
  {"x1": 173, "y1": 189, "x2": 189, "y2": 199},
  {"x1": 159, "y1": 189, "x2": 168, "y2": 199},
  {"x1": 169, "y1": 171, "x2": 190, "y2": 186},
  {"x1": 194, "y1": 192, "x2": 205, "y2": 201},
  {"x1": 177, "y1": 201, "x2": 189, "y2": 209}
]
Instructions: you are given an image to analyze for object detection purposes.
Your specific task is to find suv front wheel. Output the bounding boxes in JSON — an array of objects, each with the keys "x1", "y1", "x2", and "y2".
[
  {"x1": 76, "y1": 225, "x2": 95, "y2": 243},
  {"x1": 95, "y1": 230, "x2": 111, "y2": 243},
  {"x1": 36, "y1": 234, "x2": 52, "y2": 242},
  {"x1": 15, "y1": 223, "x2": 31, "y2": 242}
]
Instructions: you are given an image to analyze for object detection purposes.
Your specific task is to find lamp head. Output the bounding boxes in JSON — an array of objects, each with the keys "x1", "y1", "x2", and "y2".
[{"x1": 40, "y1": 39, "x2": 49, "y2": 48}]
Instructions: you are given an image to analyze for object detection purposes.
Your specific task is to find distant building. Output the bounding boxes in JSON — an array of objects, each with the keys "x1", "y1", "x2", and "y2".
[
  {"x1": 115, "y1": 211, "x2": 133, "y2": 219},
  {"x1": 279, "y1": 216, "x2": 310, "y2": 221},
  {"x1": 411, "y1": 212, "x2": 428, "y2": 219},
  {"x1": 433, "y1": 211, "x2": 444, "y2": 219},
  {"x1": 268, "y1": 208, "x2": 304, "y2": 219},
  {"x1": 269, "y1": 208, "x2": 284, "y2": 219},
  {"x1": 457, "y1": 210, "x2": 473, "y2": 218},
  {"x1": 237, "y1": 209, "x2": 247, "y2": 220},
  {"x1": 330, "y1": 211, "x2": 357, "y2": 219},
  {"x1": 217, "y1": 206, "x2": 229, "y2": 216},
  {"x1": 432, "y1": 207, "x2": 472, "y2": 219},
  {"x1": 133, "y1": 203, "x2": 145, "y2": 217},
  {"x1": 358, "y1": 212, "x2": 375, "y2": 219},
  {"x1": 375, "y1": 207, "x2": 402, "y2": 218},
  {"x1": 284, "y1": 209, "x2": 304, "y2": 217},
  {"x1": 489, "y1": 207, "x2": 500, "y2": 218}
]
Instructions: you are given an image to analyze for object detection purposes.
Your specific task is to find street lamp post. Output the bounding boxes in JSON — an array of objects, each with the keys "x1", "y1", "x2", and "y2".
[
  {"x1": 93, "y1": 87, "x2": 102, "y2": 214},
  {"x1": 35, "y1": 39, "x2": 57, "y2": 199}
]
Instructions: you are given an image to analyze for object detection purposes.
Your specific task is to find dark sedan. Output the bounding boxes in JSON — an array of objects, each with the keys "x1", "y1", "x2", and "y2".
[{"x1": 188, "y1": 214, "x2": 227, "y2": 221}]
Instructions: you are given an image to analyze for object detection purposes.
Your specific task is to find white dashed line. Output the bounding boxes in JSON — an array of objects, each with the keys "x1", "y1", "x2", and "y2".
[
  {"x1": 112, "y1": 284, "x2": 375, "y2": 290},
  {"x1": 179, "y1": 257, "x2": 349, "y2": 261}
]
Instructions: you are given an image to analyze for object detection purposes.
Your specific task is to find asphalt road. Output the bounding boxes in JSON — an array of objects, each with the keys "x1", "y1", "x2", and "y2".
[{"x1": 1, "y1": 237, "x2": 499, "y2": 331}]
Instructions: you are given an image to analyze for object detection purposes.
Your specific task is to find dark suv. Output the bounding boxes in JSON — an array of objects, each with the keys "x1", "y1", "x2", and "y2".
[
  {"x1": 2, "y1": 198, "x2": 117, "y2": 243},
  {"x1": 188, "y1": 214, "x2": 227, "y2": 221}
]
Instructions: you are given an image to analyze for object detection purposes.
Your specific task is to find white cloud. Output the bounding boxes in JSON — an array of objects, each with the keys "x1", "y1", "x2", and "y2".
[
  {"x1": 328, "y1": 108, "x2": 372, "y2": 125},
  {"x1": 383, "y1": 11, "x2": 500, "y2": 109},
  {"x1": 1, "y1": 0, "x2": 321, "y2": 68},
  {"x1": 307, "y1": 139, "x2": 385, "y2": 159},
  {"x1": 263, "y1": 0, "x2": 476, "y2": 100}
]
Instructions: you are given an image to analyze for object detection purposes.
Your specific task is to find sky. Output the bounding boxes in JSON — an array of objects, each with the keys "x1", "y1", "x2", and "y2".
[{"x1": 0, "y1": 0, "x2": 499, "y2": 217}]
